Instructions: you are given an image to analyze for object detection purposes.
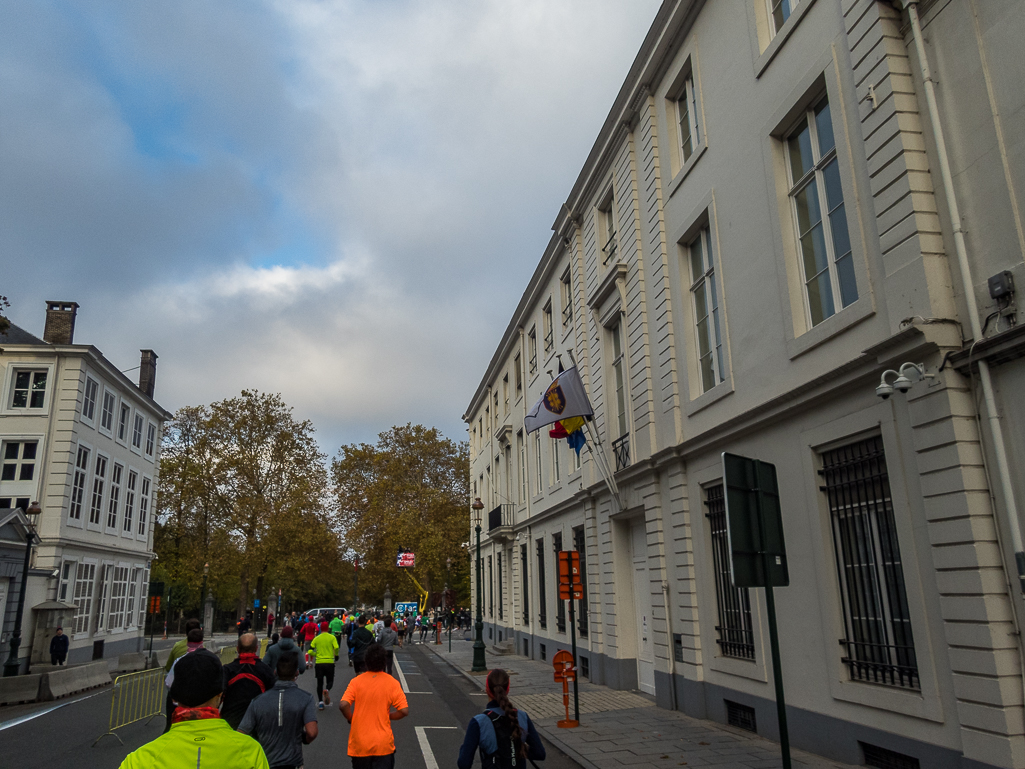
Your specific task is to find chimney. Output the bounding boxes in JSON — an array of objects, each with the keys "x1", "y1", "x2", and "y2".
[
  {"x1": 139, "y1": 350, "x2": 158, "y2": 398},
  {"x1": 43, "y1": 301, "x2": 79, "y2": 345}
]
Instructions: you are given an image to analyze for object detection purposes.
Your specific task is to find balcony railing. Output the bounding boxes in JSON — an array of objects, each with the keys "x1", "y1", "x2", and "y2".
[
  {"x1": 602, "y1": 232, "x2": 618, "y2": 265},
  {"x1": 544, "y1": 328, "x2": 554, "y2": 354},
  {"x1": 562, "y1": 303, "x2": 573, "y2": 328},
  {"x1": 612, "y1": 433, "x2": 630, "y2": 471},
  {"x1": 488, "y1": 503, "x2": 513, "y2": 533}
]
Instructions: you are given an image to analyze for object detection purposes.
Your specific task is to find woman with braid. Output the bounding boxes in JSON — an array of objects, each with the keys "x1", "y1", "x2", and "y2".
[{"x1": 457, "y1": 668, "x2": 546, "y2": 769}]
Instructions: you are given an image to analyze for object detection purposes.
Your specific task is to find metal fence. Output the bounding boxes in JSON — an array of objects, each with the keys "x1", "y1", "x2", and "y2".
[{"x1": 93, "y1": 668, "x2": 164, "y2": 746}]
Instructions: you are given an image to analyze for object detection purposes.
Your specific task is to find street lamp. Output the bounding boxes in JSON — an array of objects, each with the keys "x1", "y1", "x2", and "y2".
[
  {"x1": 446, "y1": 557, "x2": 453, "y2": 653},
  {"x1": 471, "y1": 497, "x2": 487, "y2": 672},
  {"x1": 3, "y1": 501, "x2": 41, "y2": 677}
]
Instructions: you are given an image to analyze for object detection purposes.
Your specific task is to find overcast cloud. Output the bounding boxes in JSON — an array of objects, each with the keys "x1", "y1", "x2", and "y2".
[{"x1": 1, "y1": 0, "x2": 661, "y2": 451}]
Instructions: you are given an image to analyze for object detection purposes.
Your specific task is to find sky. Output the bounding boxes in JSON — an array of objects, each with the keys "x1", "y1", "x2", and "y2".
[{"x1": 0, "y1": 0, "x2": 662, "y2": 454}]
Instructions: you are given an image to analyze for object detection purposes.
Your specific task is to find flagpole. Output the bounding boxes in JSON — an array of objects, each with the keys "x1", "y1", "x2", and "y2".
[{"x1": 584, "y1": 420, "x2": 620, "y2": 507}]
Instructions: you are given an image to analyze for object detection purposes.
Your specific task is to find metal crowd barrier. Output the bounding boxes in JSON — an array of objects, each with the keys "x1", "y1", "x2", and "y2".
[{"x1": 93, "y1": 668, "x2": 164, "y2": 746}]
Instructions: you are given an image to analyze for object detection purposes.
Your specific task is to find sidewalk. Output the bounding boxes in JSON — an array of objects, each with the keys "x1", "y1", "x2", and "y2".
[{"x1": 423, "y1": 636, "x2": 859, "y2": 769}]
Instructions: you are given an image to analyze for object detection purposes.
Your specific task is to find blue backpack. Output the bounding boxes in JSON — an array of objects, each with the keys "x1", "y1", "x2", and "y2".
[{"x1": 473, "y1": 708, "x2": 530, "y2": 769}]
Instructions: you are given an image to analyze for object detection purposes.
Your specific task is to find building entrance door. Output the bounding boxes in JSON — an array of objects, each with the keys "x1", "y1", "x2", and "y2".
[{"x1": 631, "y1": 521, "x2": 655, "y2": 694}]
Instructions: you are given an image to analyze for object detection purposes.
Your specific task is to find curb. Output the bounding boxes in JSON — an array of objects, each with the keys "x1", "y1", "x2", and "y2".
[{"x1": 420, "y1": 644, "x2": 601, "y2": 769}]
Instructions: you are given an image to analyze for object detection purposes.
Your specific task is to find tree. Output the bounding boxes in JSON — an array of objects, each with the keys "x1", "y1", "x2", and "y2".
[
  {"x1": 332, "y1": 424, "x2": 470, "y2": 608},
  {"x1": 155, "y1": 391, "x2": 345, "y2": 617}
]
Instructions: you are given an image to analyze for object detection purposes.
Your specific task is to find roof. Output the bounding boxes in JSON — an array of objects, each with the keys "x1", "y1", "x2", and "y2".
[
  {"x1": 0, "y1": 322, "x2": 46, "y2": 346},
  {"x1": 0, "y1": 508, "x2": 41, "y2": 545}
]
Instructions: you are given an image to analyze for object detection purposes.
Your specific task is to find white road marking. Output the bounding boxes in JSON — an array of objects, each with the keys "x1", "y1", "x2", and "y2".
[
  {"x1": 415, "y1": 726, "x2": 458, "y2": 769},
  {"x1": 394, "y1": 656, "x2": 431, "y2": 694},
  {"x1": 0, "y1": 689, "x2": 107, "y2": 731}
]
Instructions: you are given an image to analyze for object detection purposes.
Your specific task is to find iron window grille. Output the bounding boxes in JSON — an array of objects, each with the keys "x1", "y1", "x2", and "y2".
[
  {"x1": 521, "y1": 544, "x2": 529, "y2": 626},
  {"x1": 612, "y1": 433, "x2": 631, "y2": 471},
  {"x1": 705, "y1": 484, "x2": 755, "y2": 659},
  {"x1": 543, "y1": 327, "x2": 554, "y2": 354},
  {"x1": 573, "y1": 527, "x2": 588, "y2": 637},
  {"x1": 536, "y1": 539, "x2": 547, "y2": 629},
  {"x1": 497, "y1": 552, "x2": 503, "y2": 621},
  {"x1": 553, "y1": 533, "x2": 566, "y2": 633},
  {"x1": 821, "y1": 436, "x2": 919, "y2": 690},
  {"x1": 562, "y1": 301, "x2": 573, "y2": 328}
]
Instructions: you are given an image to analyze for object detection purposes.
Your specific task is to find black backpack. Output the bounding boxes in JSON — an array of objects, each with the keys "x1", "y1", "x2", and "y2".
[{"x1": 475, "y1": 708, "x2": 530, "y2": 769}]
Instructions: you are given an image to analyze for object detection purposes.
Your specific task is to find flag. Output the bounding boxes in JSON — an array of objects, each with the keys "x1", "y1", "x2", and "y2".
[
  {"x1": 525, "y1": 366, "x2": 594, "y2": 433},
  {"x1": 567, "y1": 428, "x2": 587, "y2": 456}
]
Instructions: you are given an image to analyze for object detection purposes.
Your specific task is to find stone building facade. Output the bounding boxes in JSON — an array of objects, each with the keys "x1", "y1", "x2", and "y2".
[
  {"x1": 464, "y1": 2, "x2": 1025, "y2": 767},
  {"x1": 0, "y1": 302, "x2": 169, "y2": 668}
]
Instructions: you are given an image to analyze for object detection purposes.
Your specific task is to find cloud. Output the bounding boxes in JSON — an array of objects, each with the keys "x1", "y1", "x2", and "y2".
[{"x1": 1, "y1": 0, "x2": 661, "y2": 451}]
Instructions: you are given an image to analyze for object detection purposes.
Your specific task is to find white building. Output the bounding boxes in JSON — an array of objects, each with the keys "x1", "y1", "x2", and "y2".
[
  {"x1": 465, "y1": 2, "x2": 1025, "y2": 767},
  {"x1": 0, "y1": 302, "x2": 170, "y2": 668}
]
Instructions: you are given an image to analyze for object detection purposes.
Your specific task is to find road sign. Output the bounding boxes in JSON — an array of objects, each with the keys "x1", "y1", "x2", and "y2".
[
  {"x1": 723, "y1": 453, "x2": 788, "y2": 588},
  {"x1": 721, "y1": 452, "x2": 792, "y2": 769},
  {"x1": 148, "y1": 596, "x2": 161, "y2": 614},
  {"x1": 395, "y1": 602, "x2": 418, "y2": 615},
  {"x1": 148, "y1": 581, "x2": 164, "y2": 598}
]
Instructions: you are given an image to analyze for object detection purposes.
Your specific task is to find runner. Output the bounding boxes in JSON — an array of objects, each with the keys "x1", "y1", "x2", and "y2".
[
  {"x1": 340, "y1": 643, "x2": 409, "y2": 769},
  {"x1": 330, "y1": 612, "x2": 345, "y2": 652},
  {"x1": 299, "y1": 615, "x2": 319, "y2": 653},
  {"x1": 310, "y1": 621, "x2": 340, "y2": 710},
  {"x1": 221, "y1": 632, "x2": 276, "y2": 729},
  {"x1": 348, "y1": 614, "x2": 375, "y2": 674},
  {"x1": 418, "y1": 614, "x2": 429, "y2": 644},
  {"x1": 264, "y1": 624, "x2": 306, "y2": 675},
  {"x1": 238, "y1": 650, "x2": 318, "y2": 767},
  {"x1": 379, "y1": 617, "x2": 398, "y2": 676},
  {"x1": 457, "y1": 668, "x2": 546, "y2": 769}
]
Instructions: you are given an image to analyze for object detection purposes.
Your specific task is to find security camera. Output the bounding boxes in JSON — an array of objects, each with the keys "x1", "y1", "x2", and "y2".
[
  {"x1": 893, "y1": 375, "x2": 913, "y2": 393},
  {"x1": 876, "y1": 381, "x2": 894, "y2": 399}
]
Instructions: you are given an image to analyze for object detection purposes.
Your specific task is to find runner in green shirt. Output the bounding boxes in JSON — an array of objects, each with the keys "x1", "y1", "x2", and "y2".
[
  {"x1": 309, "y1": 628, "x2": 340, "y2": 710},
  {"x1": 329, "y1": 614, "x2": 345, "y2": 652}
]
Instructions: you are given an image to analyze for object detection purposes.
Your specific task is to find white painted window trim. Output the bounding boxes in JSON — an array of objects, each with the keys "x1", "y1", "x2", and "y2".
[
  {"x1": 81, "y1": 375, "x2": 99, "y2": 427},
  {"x1": 137, "y1": 474, "x2": 152, "y2": 540},
  {"x1": 106, "y1": 462, "x2": 124, "y2": 535},
  {"x1": 122, "y1": 466, "x2": 138, "y2": 538},
  {"x1": 67, "y1": 440, "x2": 93, "y2": 528},
  {"x1": 87, "y1": 450, "x2": 109, "y2": 532},
  {"x1": 116, "y1": 401, "x2": 132, "y2": 446},
  {"x1": 0, "y1": 362, "x2": 56, "y2": 416},
  {"x1": 98, "y1": 387, "x2": 117, "y2": 437}
]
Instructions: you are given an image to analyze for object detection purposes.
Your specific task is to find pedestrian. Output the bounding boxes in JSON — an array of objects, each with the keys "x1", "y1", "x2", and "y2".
[
  {"x1": 379, "y1": 617, "x2": 398, "y2": 676},
  {"x1": 373, "y1": 613, "x2": 384, "y2": 640},
  {"x1": 340, "y1": 643, "x2": 409, "y2": 769},
  {"x1": 310, "y1": 622, "x2": 340, "y2": 710},
  {"x1": 348, "y1": 615, "x2": 375, "y2": 674},
  {"x1": 268, "y1": 632, "x2": 279, "y2": 650},
  {"x1": 395, "y1": 615, "x2": 405, "y2": 648},
  {"x1": 457, "y1": 668, "x2": 546, "y2": 769},
  {"x1": 120, "y1": 649, "x2": 268, "y2": 769},
  {"x1": 238, "y1": 651, "x2": 318, "y2": 768},
  {"x1": 299, "y1": 615, "x2": 318, "y2": 652},
  {"x1": 330, "y1": 611, "x2": 345, "y2": 650},
  {"x1": 49, "y1": 627, "x2": 69, "y2": 666},
  {"x1": 221, "y1": 633, "x2": 276, "y2": 729},
  {"x1": 264, "y1": 625, "x2": 307, "y2": 676},
  {"x1": 418, "y1": 615, "x2": 429, "y2": 644},
  {"x1": 267, "y1": 611, "x2": 275, "y2": 639},
  {"x1": 164, "y1": 627, "x2": 205, "y2": 733}
]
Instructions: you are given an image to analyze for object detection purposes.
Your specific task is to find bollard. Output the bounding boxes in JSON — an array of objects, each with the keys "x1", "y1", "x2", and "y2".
[{"x1": 552, "y1": 650, "x2": 578, "y2": 728}]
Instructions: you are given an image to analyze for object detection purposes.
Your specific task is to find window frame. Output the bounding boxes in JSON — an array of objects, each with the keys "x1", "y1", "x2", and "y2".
[
  {"x1": 688, "y1": 226, "x2": 728, "y2": 393},
  {"x1": 145, "y1": 421, "x2": 157, "y2": 457},
  {"x1": 542, "y1": 301, "x2": 554, "y2": 355},
  {"x1": 1, "y1": 438, "x2": 39, "y2": 484},
  {"x1": 608, "y1": 320, "x2": 628, "y2": 440},
  {"x1": 560, "y1": 270, "x2": 573, "y2": 332},
  {"x1": 131, "y1": 414, "x2": 144, "y2": 453},
  {"x1": 784, "y1": 96, "x2": 858, "y2": 330},
  {"x1": 597, "y1": 190, "x2": 618, "y2": 267},
  {"x1": 99, "y1": 389, "x2": 116, "y2": 436},
  {"x1": 533, "y1": 432, "x2": 543, "y2": 497},
  {"x1": 8, "y1": 369, "x2": 50, "y2": 411},
  {"x1": 117, "y1": 403, "x2": 131, "y2": 445},
  {"x1": 123, "y1": 468, "x2": 138, "y2": 536},
  {"x1": 527, "y1": 327, "x2": 538, "y2": 377},
  {"x1": 68, "y1": 443, "x2": 91, "y2": 526},
  {"x1": 72, "y1": 560, "x2": 98, "y2": 636},
  {"x1": 767, "y1": 0, "x2": 799, "y2": 37},
  {"x1": 137, "y1": 475, "x2": 152, "y2": 539},
  {"x1": 87, "y1": 451, "x2": 108, "y2": 530},
  {"x1": 82, "y1": 376, "x2": 99, "y2": 426},
  {"x1": 675, "y1": 73, "x2": 701, "y2": 168}
]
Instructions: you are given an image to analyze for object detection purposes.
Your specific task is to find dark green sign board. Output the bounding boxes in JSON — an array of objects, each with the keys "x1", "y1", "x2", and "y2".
[
  {"x1": 723, "y1": 453, "x2": 789, "y2": 588},
  {"x1": 148, "y1": 581, "x2": 165, "y2": 598}
]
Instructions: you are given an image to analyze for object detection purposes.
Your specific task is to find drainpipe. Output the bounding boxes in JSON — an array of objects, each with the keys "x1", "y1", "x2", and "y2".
[
  {"x1": 662, "y1": 581, "x2": 678, "y2": 712},
  {"x1": 901, "y1": 0, "x2": 1025, "y2": 589}
]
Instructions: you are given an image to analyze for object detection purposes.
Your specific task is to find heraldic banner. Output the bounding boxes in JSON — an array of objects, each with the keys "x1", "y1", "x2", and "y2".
[{"x1": 524, "y1": 366, "x2": 594, "y2": 433}]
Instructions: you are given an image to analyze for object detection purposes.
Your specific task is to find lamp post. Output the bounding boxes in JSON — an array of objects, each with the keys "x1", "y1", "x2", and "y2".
[
  {"x1": 446, "y1": 557, "x2": 453, "y2": 653},
  {"x1": 3, "y1": 501, "x2": 41, "y2": 677},
  {"x1": 471, "y1": 498, "x2": 487, "y2": 672}
]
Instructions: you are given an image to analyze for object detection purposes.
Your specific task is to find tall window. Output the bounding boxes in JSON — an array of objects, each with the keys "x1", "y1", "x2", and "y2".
[
  {"x1": 520, "y1": 544, "x2": 529, "y2": 626},
  {"x1": 10, "y1": 370, "x2": 47, "y2": 409},
  {"x1": 517, "y1": 431, "x2": 526, "y2": 503},
  {"x1": 676, "y1": 74, "x2": 700, "y2": 165},
  {"x1": 503, "y1": 375, "x2": 509, "y2": 412},
  {"x1": 58, "y1": 561, "x2": 75, "y2": 602},
  {"x1": 2, "y1": 440, "x2": 37, "y2": 481},
  {"x1": 528, "y1": 327, "x2": 537, "y2": 376},
  {"x1": 543, "y1": 302, "x2": 554, "y2": 354},
  {"x1": 126, "y1": 567, "x2": 140, "y2": 628},
  {"x1": 108, "y1": 566, "x2": 129, "y2": 630},
  {"x1": 132, "y1": 414, "x2": 144, "y2": 449},
  {"x1": 118, "y1": 404, "x2": 131, "y2": 442},
  {"x1": 705, "y1": 484, "x2": 755, "y2": 659},
  {"x1": 107, "y1": 463, "x2": 123, "y2": 530},
  {"x1": 610, "y1": 322, "x2": 628, "y2": 438},
  {"x1": 536, "y1": 538, "x2": 547, "y2": 629},
  {"x1": 89, "y1": 454, "x2": 107, "y2": 526},
  {"x1": 138, "y1": 477, "x2": 151, "y2": 536},
  {"x1": 689, "y1": 227, "x2": 727, "y2": 392},
  {"x1": 599, "y1": 197, "x2": 618, "y2": 265},
  {"x1": 487, "y1": 555, "x2": 493, "y2": 617},
  {"x1": 82, "y1": 377, "x2": 98, "y2": 422},
  {"x1": 534, "y1": 432, "x2": 542, "y2": 495},
  {"x1": 551, "y1": 438, "x2": 561, "y2": 485},
  {"x1": 561, "y1": 271, "x2": 573, "y2": 330},
  {"x1": 785, "y1": 97, "x2": 857, "y2": 327},
  {"x1": 123, "y1": 470, "x2": 137, "y2": 533},
  {"x1": 768, "y1": 0, "x2": 798, "y2": 35},
  {"x1": 573, "y1": 526, "x2": 589, "y2": 637},
  {"x1": 95, "y1": 564, "x2": 109, "y2": 632},
  {"x1": 553, "y1": 532, "x2": 566, "y2": 632},
  {"x1": 100, "y1": 391, "x2": 116, "y2": 432},
  {"x1": 514, "y1": 354, "x2": 522, "y2": 393},
  {"x1": 822, "y1": 436, "x2": 918, "y2": 689},
  {"x1": 69, "y1": 446, "x2": 90, "y2": 521},
  {"x1": 145, "y1": 423, "x2": 156, "y2": 457},
  {"x1": 73, "y1": 562, "x2": 96, "y2": 634}
]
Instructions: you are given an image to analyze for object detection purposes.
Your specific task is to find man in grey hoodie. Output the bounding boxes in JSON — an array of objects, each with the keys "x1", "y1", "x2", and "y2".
[
  {"x1": 263, "y1": 625, "x2": 306, "y2": 675},
  {"x1": 379, "y1": 617, "x2": 399, "y2": 676}
]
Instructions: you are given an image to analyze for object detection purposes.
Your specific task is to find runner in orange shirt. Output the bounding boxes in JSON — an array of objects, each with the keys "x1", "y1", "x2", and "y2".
[{"x1": 339, "y1": 643, "x2": 409, "y2": 769}]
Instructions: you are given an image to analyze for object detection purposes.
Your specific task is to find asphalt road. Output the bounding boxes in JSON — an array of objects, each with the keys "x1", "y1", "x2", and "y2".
[{"x1": 0, "y1": 642, "x2": 581, "y2": 769}]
